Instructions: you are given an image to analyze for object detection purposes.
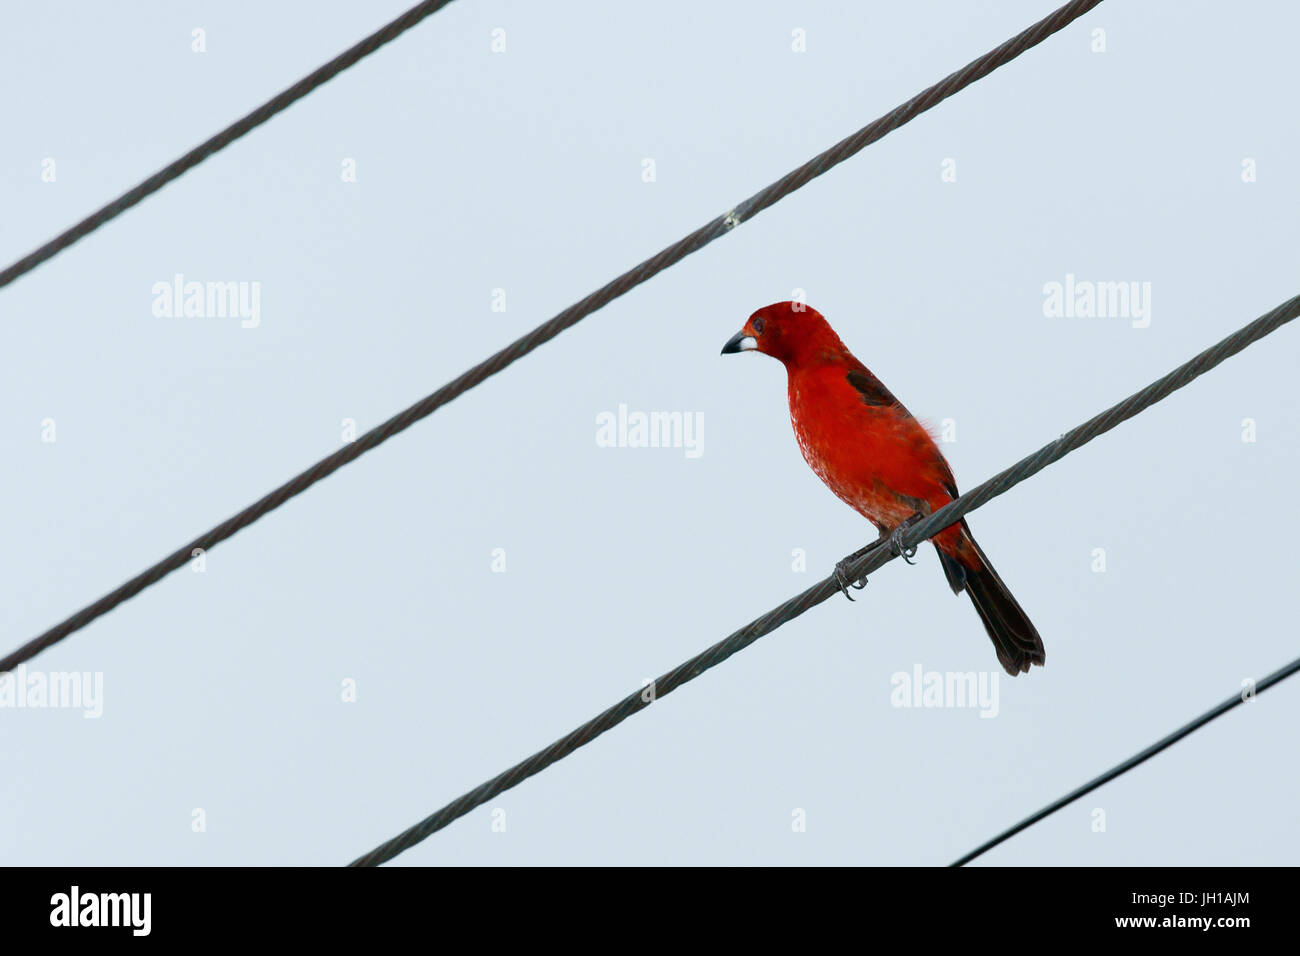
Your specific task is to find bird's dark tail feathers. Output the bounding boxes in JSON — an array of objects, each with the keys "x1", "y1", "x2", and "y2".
[{"x1": 936, "y1": 524, "x2": 1045, "y2": 677}]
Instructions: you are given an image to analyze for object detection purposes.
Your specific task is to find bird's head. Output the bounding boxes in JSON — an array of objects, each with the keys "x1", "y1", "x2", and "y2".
[{"x1": 720, "y1": 301, "x2": 846, "y2": 367}]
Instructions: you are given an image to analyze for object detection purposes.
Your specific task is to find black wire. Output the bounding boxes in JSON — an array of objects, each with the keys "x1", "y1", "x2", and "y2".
[
  {"x1": 951, "y1": 654, "x2": 1300, "y2": 866},
  {"x1": 0, "y1": 0, "x2": 1106, "y2": 673},
  {"x1": 347, "y1": 294, "x2": 1300, "y2": 866},
  {"x1": 0, "y1": 0, "x2": 458, "y2": 289}
]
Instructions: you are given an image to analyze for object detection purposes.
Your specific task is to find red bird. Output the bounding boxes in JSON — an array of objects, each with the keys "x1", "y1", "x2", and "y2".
[{"x1": 722, "y1": 302, "x2": 1045, "y2": 676}]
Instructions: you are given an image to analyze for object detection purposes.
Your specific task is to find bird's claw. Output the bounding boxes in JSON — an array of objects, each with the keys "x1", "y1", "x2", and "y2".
[
  {"x1": 889, "y1": 527, "x2": 918, "y2": 564},
  {"x1": 889, "y1": 515, "x2": 924, "y2": 564},
  {"x1": 834, "y1": 560, "x2": 868, "y2": 601}
]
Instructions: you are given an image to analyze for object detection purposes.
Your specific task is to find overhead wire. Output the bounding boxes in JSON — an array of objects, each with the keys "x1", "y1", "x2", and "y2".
[
  {"x1": 0, "y1": 0, "x2": 459, "y2": 289},
  {"x1": 950, "y1": 653, "x2": 1300, "y2": 866},
  {"x1": 0, "y1": 0, "x2": 1106, "y2": 672},
  {"x1": 348, "y1": 293, "x2": 1300, "y2": 865}
]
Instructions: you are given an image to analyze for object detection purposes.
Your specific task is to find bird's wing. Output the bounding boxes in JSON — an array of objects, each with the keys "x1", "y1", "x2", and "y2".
[
  {"x1": 845, "y1": 366, "x2": 961, "y2": 499},
  {"x1": 845, "y1": 368, "x2": 898, "y2": 407}
]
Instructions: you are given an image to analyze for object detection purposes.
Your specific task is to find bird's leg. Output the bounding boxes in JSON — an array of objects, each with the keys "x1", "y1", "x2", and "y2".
[
  {"x1": 833, "y1": 532, "x2": 888, "y2": 601},
  {"x1": 889, "y1": 513, "x2": 927, "y2": 565}
]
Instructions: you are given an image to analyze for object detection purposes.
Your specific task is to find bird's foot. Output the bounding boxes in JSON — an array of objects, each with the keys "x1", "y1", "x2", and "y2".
[
  {"x1": 833, "y1": 534, "x2": 888, "y2": 601},
  {"x1": 833, "y1": 559, "x2": 868, "y2": 601},
  {"x1": 889, "y1": 513, "x2": 926, "y2": 564}
]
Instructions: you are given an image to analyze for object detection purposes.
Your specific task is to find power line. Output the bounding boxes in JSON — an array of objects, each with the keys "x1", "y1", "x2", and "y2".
[
  {"x1": 951, "y1": 653, "x2": 1300, "y2": 866},
  {"x1": 0, "y1": 0, "x2": 458, "y2": 290},
  {"x1": 0, "y1": 0, "x2": 1104, "y2": 674},
  {"x1": 348, "y1": 293, "x2": 1300, "y2": 866}
]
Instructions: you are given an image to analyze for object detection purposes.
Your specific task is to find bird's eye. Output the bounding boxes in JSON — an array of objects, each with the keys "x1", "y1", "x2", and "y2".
[{"x1": 752, "y1": 317, "x2": 765, "y2": 333}]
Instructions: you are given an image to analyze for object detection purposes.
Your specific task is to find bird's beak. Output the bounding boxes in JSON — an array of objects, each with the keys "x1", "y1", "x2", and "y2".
[{"x1": 720, "y1": 330, "x2": 757, "y2": 355}]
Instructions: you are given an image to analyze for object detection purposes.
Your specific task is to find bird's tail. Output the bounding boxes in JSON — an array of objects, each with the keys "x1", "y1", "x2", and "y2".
[{"x1": 936, "y1": 524, "x2": 1045, "y2": 677}]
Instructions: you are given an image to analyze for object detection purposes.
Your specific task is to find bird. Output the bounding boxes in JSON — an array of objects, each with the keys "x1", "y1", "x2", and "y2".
[{"x1": 721, "y1": 301, "x2": 1045, "y2": 676}]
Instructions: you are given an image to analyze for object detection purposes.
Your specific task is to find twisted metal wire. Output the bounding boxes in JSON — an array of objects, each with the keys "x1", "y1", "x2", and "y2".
[
  {"x1": 0, "y1": 0, "x2": 458, "y2": 289},
  {"x1": 951, "y1": 653, "x2": 1300, "y2": 866},
  {"x1": 349, "y1": 294, "x2": 1300, "y2": 865},
  {"x1": 1, "y1": 0, "x2": 1103, "y2": 672}
]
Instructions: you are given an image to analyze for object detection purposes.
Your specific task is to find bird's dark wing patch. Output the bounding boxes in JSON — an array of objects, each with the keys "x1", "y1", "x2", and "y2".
[{"x1": 845, "y1": 368, "x2": 898, "y2": 407}]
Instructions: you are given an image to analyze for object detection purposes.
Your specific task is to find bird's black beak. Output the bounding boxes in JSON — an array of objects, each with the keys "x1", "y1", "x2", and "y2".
[{"x1": 720, "y1": 330, "x2": 757, "y2": 355}]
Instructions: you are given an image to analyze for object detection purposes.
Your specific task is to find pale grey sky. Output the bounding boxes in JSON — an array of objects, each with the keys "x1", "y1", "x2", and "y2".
[{"x1": 2, "y1": 0, "x2": 1297, "y2": 865}]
